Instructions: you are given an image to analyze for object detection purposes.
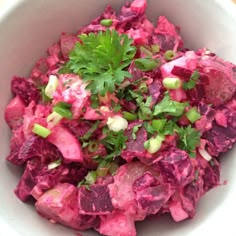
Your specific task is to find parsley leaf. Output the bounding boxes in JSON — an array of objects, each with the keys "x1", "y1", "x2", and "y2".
[
  {"x1": 132, "y1": 124, "x2": 142, "y2": 140},
  {"x1": 183, "y1": 70, "x2": 200, "y2": 90},
  {"x1": 60, "y1": 30, "x2": 136, "y2": 96},
  {"x1": 101, "y1": 130, "x2": 128, "y2": 161},
  {"x1": 176, "y1": 125, "x2": 201, "y2": 157},
  {"x1": 153, "y1": 92, "x2": 188, "y2": 117}
]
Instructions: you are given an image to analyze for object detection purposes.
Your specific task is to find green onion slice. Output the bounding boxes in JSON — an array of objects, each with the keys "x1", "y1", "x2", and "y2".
[
  {"x1": 186, "y1": 107, "x2": 201, "y2": 123},
  {"x1": 164, "y1": 50, "x2": 176, "y2": 61},
  {"x1": 32, "y1": 123, "x2": 51, "y2": 138},
  {"x1": 163, "y1": 77, "x2": 181, "y2": 89},
  {"x1": 100, "y1": 19, "x2": 113, "y2": 27}
]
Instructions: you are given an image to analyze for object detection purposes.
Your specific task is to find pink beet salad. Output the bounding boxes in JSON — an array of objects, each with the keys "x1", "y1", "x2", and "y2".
[{"x1": 4, "y1": 0, "x2": 236, "y2": 235}]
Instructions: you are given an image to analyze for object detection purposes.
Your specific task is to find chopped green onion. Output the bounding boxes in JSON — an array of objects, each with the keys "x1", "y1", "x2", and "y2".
[
  {"x1": 134, "y1": 58, "x2": 161, "y2": 71},
  {"x1": 48, "y1": 159, "x2": 62, "y2": 170},
  {"x1": 144, "y1": 134, "x2": 165, "y2": 154},
  {"x1": 132, "y1": 124, "x2": 142, "y2": 140},
  {"x1": 45, "y1": 75, "x2": 59, "y2": 99},
  {"x1": 122, "y1": 111, "x2": 137, "y2": 121},
  {"x1": 183, "y1": 70, "x2": 200, "y2": 90},
  {"x1": 88, "y1": 140, "x2": 99, "y2": 153},
  {"x1": 80, "y1": 121, "x2": 100, "y2": 141},
  {"x1": 90, "y1": 94, "x2": 100, "y2": 109},
  {"x1": 100, "y1": 19, "x2": 113, "y2": 27},
  {"x1": 139, "y1": 82, "x2": 148, "y2": 93},
  {"x1": 109, "y1": 162, "x2": 119, "y2": 175},
  {"x1": 151, "y1": 119, "x2": 167, "y2": 132},
  {"x1": 53, "y1": 102, "x2": 73, "y2": 119},
  {"x1": 153, "y1": 92, "x2": 188, "y2": 117},
  {"x1": 96, "y1": 167, "x2": 109, "y2": 177},
  {"x1": 32, "y1": 123, "x2": 51, "y2": 138},
  {"x1": 85, "y1": 171, "x2": 97, "y2": 185},
  {"x1": 163, "y1": 77, "x2": 181, "y2": 90},
  {"x1": 151, "y1": 44, "x2": 160, "y2": 53},
  {"x1": 164, "y1": 50, "x2": 176, "y2": 61},
  {"x1": 138, "y1": 106, "x2": 153, "y2": 120},
  {"x1": 186, "y1": 107, "x2": 201, "y2": 123},
  {"x1": 46, "y1": 111, "x2": 63, "y2": 126},
  {"x1": 140, "y1": 46, "x2": 153, "y2": 57}
]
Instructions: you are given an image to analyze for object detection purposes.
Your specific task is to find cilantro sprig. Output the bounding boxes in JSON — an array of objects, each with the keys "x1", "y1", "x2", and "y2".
[{"x1": 60, "y1": 29, "x2": 137, "y2": 96}]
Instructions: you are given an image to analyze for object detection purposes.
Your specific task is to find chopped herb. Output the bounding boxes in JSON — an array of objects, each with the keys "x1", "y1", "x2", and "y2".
[
  {"x1": 153, "y1": 92, "x2": 188, "y2": 117},
  {"x1": 140, "y1": 46, "x2": 153, "y2": 57},
  {"x1": 144, "y1": 122, "x2": 156, "y2": 136},
  {"x1": 111, "y1": 100, "x2": 121, "y2": 112},
  {"x1": 122, "y1": 111, "x2": 137, "y2": 121},
  {"x1": 134, "y1": 57, "x2": 161, "y2": 71},
  {"x1": 60, "y1": 29, "x2": 136, "y2": 96},
  {"x1": 101, "y1": 130, "x2": 128, "y2": 161},
  {"x1": 53, "y1": 102, "x2": 73, "y2": 119},
  {"x1": 80, "y1": 121, "x2": 100, "y2": 141},
  {"x1": 90, "y1": 94, "x2": 100, "y2": 109},
  {"x1": 132, "y1": 124, "x2": 142, "y2": 140},
  {"x1": 176, "y1": 125, "x2": 201, "y2": 157},
  {"x1": 151, "y1": 119, "x2": 167, "y2": 132},
  {"x1": 139, "y1": 82, "x2": 148, "y2": 93},
  {"x1": 183, "y1": 70, "x2": 200, "y2": 90}
]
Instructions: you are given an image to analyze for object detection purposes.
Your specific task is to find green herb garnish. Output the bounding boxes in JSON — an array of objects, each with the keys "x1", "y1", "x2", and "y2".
[
  {"x1": 101, "y1": 130, "x2": 127, "y2": 161},
  {"x1": 183, "y1": 70, "x2": 200, "y2": 90},
  {"x1": 176, "y1": 125, "x2": 201, "y2": 157},
  {"x1": 60, "y1": 29, "x2": 136, "y2": 96},
  {"x1": 153, "y1": 92, "x2": 188, "y2": 117},
  {"x1": 53, "y1": 102, "x2": 73, "y2": 119}
]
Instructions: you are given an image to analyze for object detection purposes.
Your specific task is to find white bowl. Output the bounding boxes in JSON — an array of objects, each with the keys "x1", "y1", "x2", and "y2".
[{"x1": 0, "y1": 0, "x2": 236, "y2": 235}]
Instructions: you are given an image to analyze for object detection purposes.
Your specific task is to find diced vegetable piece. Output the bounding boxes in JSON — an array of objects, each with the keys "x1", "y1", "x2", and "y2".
[
  {"x1": 45, "y1": 75, "x2": 59, "y2": 98},
  {"x1": 163, "y1": 77, "x2": 181, "y2": 89},
  {"x1": 186, "y1": 107, "x2": 201, "y2": 123},
  {"x1": 32, "y1": 124, "x2": 51, "y2": 138}
]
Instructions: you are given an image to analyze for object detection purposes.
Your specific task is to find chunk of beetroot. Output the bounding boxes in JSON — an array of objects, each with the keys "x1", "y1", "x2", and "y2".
[
  {"x1": 7, "y1": 126, "x2": 25, "y2": 165},
  {"x1": 153, "y1": 148, "x2": 194, "y2": 186},
  {"x1": 15, "y1": 159, "x2": 39, "y2": 201},
  {"x1": 203, "y1": 121, "x2": 236, "y2": 156},
  {"x1": 108, "y1": 162, "x2": 158, "y2": 220},
  {"x1": 121, "y1": 126, "x2": 147, "y2": 162},
  {"x1": 4, "y1": 96, "x2": 25, "y2": 129},
  {"x1": 47, "y1": 125, "x2": 83, "y2": 163},
  {"x1": 198, "y1": 56, "x2": 236, "y2": 107},
  {"x1": 11, "y1": 76, "x2": 40, "y2": 105},
  {"x1": 18, "y1": 135, "x2": 63, "y2": 164},
  {"x1": 135, "y1": 184, "x2": 172, "y2": 215},
  {"x1": 78, "y1": 184, "x2": 114, "y2": 215}
]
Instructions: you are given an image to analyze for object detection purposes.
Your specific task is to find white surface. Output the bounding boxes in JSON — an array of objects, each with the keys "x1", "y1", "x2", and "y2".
[{"x1": 0, "y1": 0, "x2": 236, "y2": 236}]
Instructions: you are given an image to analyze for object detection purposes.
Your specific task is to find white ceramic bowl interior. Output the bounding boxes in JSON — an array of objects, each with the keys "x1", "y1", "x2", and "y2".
[{"x1": 0, "y1": 0, "x2": 236, "y2": 235}]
